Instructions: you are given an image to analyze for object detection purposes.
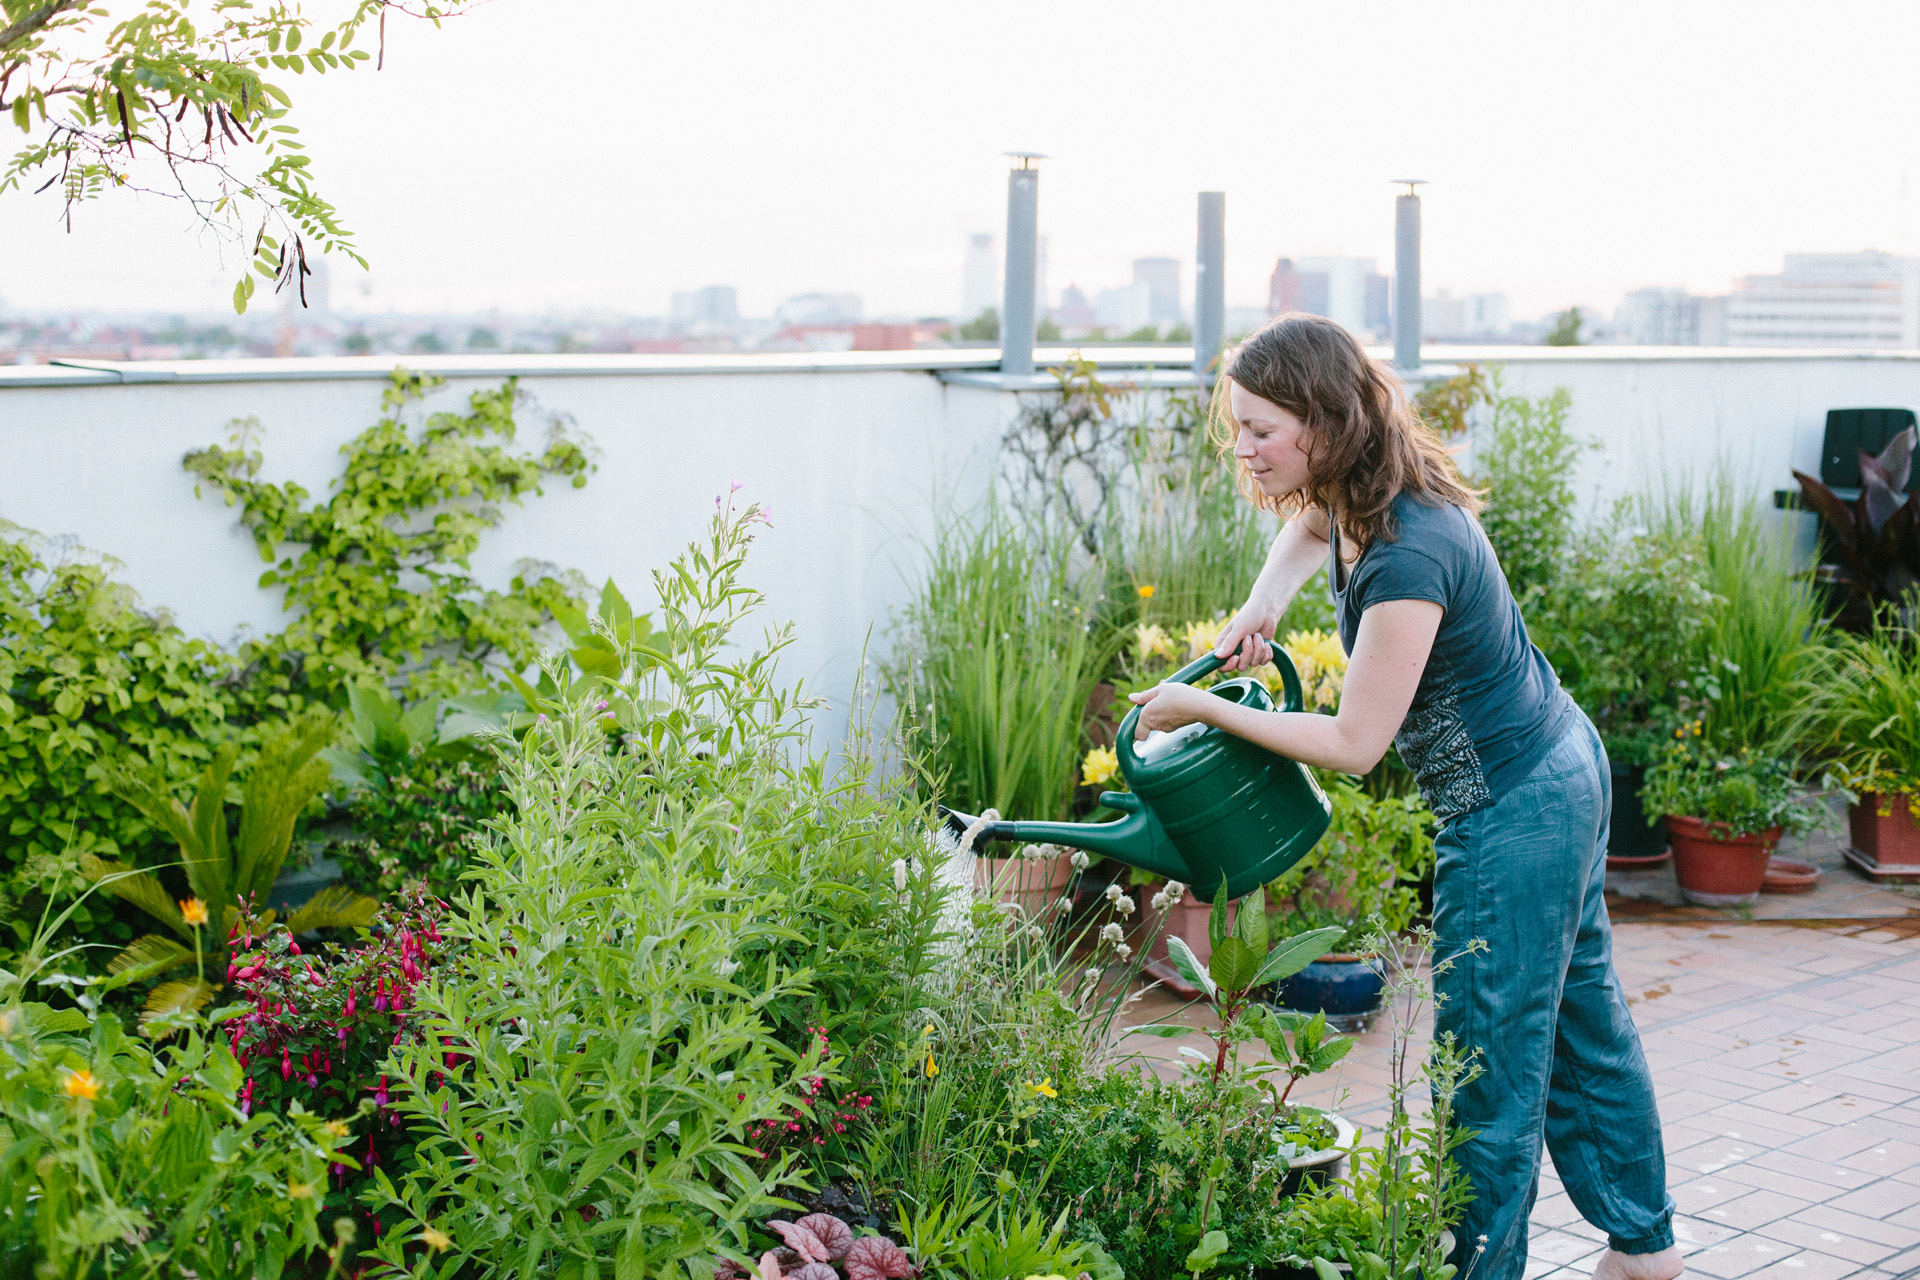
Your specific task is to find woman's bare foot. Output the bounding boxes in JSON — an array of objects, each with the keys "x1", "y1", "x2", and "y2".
[{"x1": 1590, "y1": 1246, "x2": 1683, "y2": 1280}]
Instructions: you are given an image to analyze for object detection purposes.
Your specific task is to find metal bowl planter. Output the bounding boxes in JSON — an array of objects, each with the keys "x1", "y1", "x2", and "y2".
[
  {"x1": 1267, "y1": 954, "x2": 1385, "y2": 1033},
  {"x1": 1278, "y1": 1112, "x2": 1357, "y2": 1198},
  {"x1": 1666, "y1": 816, "x2": 1782, "y2": 906}
]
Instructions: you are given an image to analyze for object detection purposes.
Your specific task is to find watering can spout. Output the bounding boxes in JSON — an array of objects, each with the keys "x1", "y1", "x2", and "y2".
[{"x1": 938, "y1": 796, "x2": 1192, "y2": 884}]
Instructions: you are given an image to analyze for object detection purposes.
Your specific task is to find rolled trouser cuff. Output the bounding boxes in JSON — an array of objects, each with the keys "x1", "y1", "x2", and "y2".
[{"x1": 1608, "y1": 1223, "x2": 1675, "y2": 1255}]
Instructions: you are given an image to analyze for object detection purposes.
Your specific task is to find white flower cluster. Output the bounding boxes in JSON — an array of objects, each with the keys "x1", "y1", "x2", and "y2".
[
  {"x1": 1099, "y1": 922, "x2": 1124, "y2": 945},
  {"x1": 1149, "y1": 880, "x2": 1188, "y2": 912},
  {"x1": 1103, "y1": 883, "x2": 1136, "y2": 916},
  {"x1": 1069, "y1": 850, "x2": 1090, "y2": 872},
  {"x1": 891, "y1": 859, "x2": 909, "y2": 892}
]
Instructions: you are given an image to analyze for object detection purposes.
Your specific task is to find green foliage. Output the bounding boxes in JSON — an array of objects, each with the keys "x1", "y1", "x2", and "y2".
[
  {"x1": 1526, "y1": 513, "x2": 1722, "y2": 765},
  {"x1": 956, "y1": 308, "x2": 1000, "y2": 341},
  {"x1": 0, "y1": 0, "x2": 477, "y2": 312},
  {"x1": 0, "y1": 903, "x2": 353, "y2": 1279},
  {"x1": 1411, "y1": 364, "x2": 1490, "y2": 439},
  {"x1": 85, "y1": 709, "x2": 379, "y2": 1019},
  {"x1": 1113, "y1": 389, "x2": 1279, "y2": 632},
  {"x1": 1642, "y1": 731, "x2": 1826, "y2": 839},
  {"x1": 1812, "y1": 624, "x2": 1920, "y2": 798},
  {"x1": 182, "y1": 369, "x2": 596, "y2": 711},
  {"x1": 1638, "y1": 479, "x2": 1825, "y2": 756},
  {"x1": 1472, "y1": 381, "x2": 1585, "y2": 599},
  {"x1": 892, "y1": 500, "x2": 1115, "y2": 822},
  {"x1": 361, "y1": 498, "x2": 917, "y2": 1278},
  {"x1": 1790, "y1": 424, "x2": 1918, "y2": 631},
  {"x1": 1013, "y1": 1066, "x2": 1323, "y2": 1280},
  {"x1": 1269, "y1": 773, "x2": 1430, "y2": 952},
  {"x1": 0, "y1": 523, "x2": 242, "y2": 962},
  {"x1": 1544, "y1": 307, "x2": 1584, "y2": 346}
]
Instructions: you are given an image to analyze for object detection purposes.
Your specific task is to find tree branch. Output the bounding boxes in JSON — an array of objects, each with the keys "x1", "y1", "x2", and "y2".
[{"x1": 0, "y1": 0, "x2": 86, "y2": 55}]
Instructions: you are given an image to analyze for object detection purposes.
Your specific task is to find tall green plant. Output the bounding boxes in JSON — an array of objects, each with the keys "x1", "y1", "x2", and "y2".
[
  {"x1": 1472, "y1": 382, "x2": 1584, "y2": 600},
  {"x1": 365, "y1": 497, "x2": 937, "y2": 1278},
  {"x1": 895, "y1": 502, "x2": 1116, "y2": 822},
  {"x1": 83, "y1": 709, "x2": 379, "y2": 1019},
  {"x1": 182, "y1": 369, "x2": 596, "y2": 709},
  {"x1": 1812, "y1": 623, "x2": 1920, "y2": 800},
  {"x1": 0, "y1": 523, "x2": 242, "y2": 962},
  {"x1": 1639, "y1": 479, "x2": 1825, "y2": 756}
]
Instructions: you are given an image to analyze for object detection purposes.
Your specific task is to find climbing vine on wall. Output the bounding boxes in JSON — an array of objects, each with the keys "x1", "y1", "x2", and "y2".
[{"x1": 183, "y1": 369, "x2": 598, "y2": 709}]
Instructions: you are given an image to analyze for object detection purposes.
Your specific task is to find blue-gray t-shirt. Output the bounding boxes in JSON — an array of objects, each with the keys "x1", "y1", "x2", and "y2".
[{"x1": 1331, "y1": 493, "x2": 1574, "y2": 822}]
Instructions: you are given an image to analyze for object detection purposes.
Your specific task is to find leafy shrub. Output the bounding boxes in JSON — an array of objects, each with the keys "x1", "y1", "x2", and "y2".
[
  {"x1": 0, "y1": 524, "x2": 241, "y2": 963},
  {"x1": 334, "y1": 754, "x2": 508, "y2": 899},
  {"x1": 1812, "y1": 624, "x2": 1920, "y2": 801},
  {"x1": 225, "y1": 889, "x2": 448, "y2": 1271},
  {"x1": 1268, "y1": 773, "x2": 1431, "y2": 952},
  {"x1": 1642, "y1": 728, "x2": 1826, "y2": 838},
  {"x1": 1527, "y1": 515, "x2": 1721, "y2": 765},
  {"x1": 82, "y1": 709, "x2": 379, "y2": 1021},
  {"x1": 0, "y1": 913, "x2": 353, "y2": 1278},
  {"x1": 1470, "y1": 382, "x2": 1584, "y2": 600},
  {"x1": 361, "y1": 497, "x2": 933, "y2": 1278},
  {"x1": 182, "y1": 369, "x2": 596, "y2": 710}
]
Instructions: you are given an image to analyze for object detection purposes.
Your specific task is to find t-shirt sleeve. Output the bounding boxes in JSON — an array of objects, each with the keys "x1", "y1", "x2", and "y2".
[{"x1": 1348, "y1": 543, "x2": 1450, "y2": 615}]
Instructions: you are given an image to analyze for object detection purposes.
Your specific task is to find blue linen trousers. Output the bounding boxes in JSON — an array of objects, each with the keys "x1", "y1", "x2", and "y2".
[{"x1": 1434, "y1": 714, "x2": 1675, "y2": 1279}]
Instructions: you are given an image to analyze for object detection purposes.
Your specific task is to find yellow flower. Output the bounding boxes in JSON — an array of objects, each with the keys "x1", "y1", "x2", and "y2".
[
  {"x1": 288, "y1": 1180, "x2": 314, "y2": 1199},
  {"x1": 1027, "y1": 1078, "x2": 1058, "y2": 1098},
  {"x1": 1134, "y1": 623, "x2": 1175, "y2": 664},
  {"x1": 924, "y1": 1052, "x2": 939, "y2": 1078},
  {"x1": 1280, "y1": 629, "x2": 1349, "y2": 711},
  {"x1": 421, "y1": 1226, "x2": 452, "y2": 1253},
  {"x1": 63, "y1": 1068, "x2": 100, "y2": 1101},
  {"x1": 179, "y1": 898, "x2": 209, "y2": 927},
  {"x1": 324, "y1": 1119, "x2": 351, "y2": 1139},
  {"x1": 1081, "y1": 746, "x2": 1119, "y2": 788},
  {"x1": 1136, "y1": 584, "x2": 1156, "y2": 599}
]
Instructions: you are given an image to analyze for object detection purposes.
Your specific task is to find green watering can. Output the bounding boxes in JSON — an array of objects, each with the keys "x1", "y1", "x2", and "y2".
[{"x1": 942, "y1": 651, "x2": 1332, "y2": 900}]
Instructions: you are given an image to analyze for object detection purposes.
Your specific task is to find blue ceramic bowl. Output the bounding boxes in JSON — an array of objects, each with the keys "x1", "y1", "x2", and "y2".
[{"x1": 1268, "y1": 956, "x2": 1385, "y2": 1019}]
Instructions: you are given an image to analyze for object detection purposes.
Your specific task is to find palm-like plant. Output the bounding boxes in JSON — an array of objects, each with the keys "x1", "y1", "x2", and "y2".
[{"x1": 83, "y1": 709, "x2": 379, "y2": 1019}]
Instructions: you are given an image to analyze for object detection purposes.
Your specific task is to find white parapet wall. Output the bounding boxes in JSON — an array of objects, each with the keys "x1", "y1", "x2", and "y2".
[{"x1": 4, "y1": 344, "x2": 1918, "y2": 742}]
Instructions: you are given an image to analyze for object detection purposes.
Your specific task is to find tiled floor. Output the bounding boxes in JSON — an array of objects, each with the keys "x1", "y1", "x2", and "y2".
[{"x1": 1126, "y1": 919, "x2": 1920, "y2": 1279}]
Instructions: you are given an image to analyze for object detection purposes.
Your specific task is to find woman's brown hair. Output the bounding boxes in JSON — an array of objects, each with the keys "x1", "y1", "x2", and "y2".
[{"x1": 1208, "y1": 312, "x2": 1481, "y2": 547}]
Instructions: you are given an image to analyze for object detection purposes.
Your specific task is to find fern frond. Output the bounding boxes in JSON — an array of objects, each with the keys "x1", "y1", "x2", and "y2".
[
  {"x1": 142, "y1": 978, "x2": 219, "y2": 1020},
  {"x1": 79, "y1": 854, "x2": 188, "y2": 939},
  {"x1": 107, "y1": 934, "x2": 196, "y2": 980},
  {"x1": 284, "y1": 884, "x2": 380, "y2": 934}
]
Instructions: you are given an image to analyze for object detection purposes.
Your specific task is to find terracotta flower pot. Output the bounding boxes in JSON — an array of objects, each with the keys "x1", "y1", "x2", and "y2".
[
  {"x1": 1850, "y1": 795, "x2": 1920, "y2": 867},
  {"x1": 1666, "y1": 814, "x2": 1782, "y2": 906},
  {"x1": 976, "y1": 849, "x2": 1075, "y2": 917}
]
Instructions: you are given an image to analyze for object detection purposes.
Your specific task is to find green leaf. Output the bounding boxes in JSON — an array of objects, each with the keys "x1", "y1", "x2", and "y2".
[
  {"x1": 1185, "y1": 1229, "x2": 1229, "y2": 1274},
  {"x1": 1122, "y1": 1024, "x2": 1187, "y2": 1038},
  {"x1": 1233, "y1": 883, "x2": 1267, "y2": 956},
  {"x1": 1207, "y1": 935, "x2": 1261, "y2": 992},
  {"x1": 1256, "y1": 925, "x2": 1348, "y2": 987},
  {"x1": 1207, "y1": 880, "x2": 1231, "y2": 951},
  {"x1": 1312, "y1": 1260, "x2": 1343, "y2": 1280},
  {"x1": 283, "y1": 883, "x2": 379, "y2": 933},
  {"x1": 1164, "y1": 935, "x2": 1217, "y2": 1000}
]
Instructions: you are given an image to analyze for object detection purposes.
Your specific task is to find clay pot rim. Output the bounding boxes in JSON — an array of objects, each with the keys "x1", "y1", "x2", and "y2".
[{"x1": 1664, "y1": 814, "x2": 1785, "y2": 845}]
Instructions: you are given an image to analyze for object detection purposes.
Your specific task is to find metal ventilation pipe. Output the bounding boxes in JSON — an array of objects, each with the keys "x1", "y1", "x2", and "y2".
[
  {"x1": 1393, "y1": 179, "x2": 1426, "y2": 370},
  {"x1": 1000, "y1": 152, "x2": 1045, "y2": 376},
  {"x1": 1194, "y1": 191, "x2": 1225, "y2": 381}
]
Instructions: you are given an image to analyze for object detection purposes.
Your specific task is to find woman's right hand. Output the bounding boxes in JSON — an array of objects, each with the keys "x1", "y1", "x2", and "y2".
[{"x1": 1214, "y1": 596, "x2": 1281, "y2": 672}]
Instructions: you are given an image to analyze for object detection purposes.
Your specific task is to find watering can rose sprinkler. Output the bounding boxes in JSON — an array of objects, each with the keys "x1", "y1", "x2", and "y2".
[{"x1": 941, "y1": 651, "x2": 1332, "y2": 900}]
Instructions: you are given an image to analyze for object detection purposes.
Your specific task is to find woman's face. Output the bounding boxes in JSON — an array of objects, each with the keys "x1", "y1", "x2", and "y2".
[{"x1": 1229, "y1": 381, "x2": 1313, "y2": 498}]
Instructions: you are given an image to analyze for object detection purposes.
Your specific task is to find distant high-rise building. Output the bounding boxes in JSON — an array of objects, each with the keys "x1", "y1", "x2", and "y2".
[
  {"x1": 1133, "y1": 257, "x2": 1183, "y2": 327},
  {"x1": 1052, "y1": 283, "x2": 1095, "y2": 331},
  {"x1": 775, "y1": 293, "x2": 862, "y2": 326},
  {"x1": 962, "y1": 233, "x2": 1001, "y2": 321},
  {"x1": 670, "y1": 286, "x2": 739, "y2": 329},
  {"x1": 1615, "y1": 288, "x2": 1700, "y2": 345},
  {"x1": 1268, "y1": 257, "x2": 1388, "y2": 337},
  {"x1": 1094, "y1": 281, "x2": 1154, "y2": 333},
  {"x1": 1727, "y1": 251, "x2": 1920, "y2": 347}
]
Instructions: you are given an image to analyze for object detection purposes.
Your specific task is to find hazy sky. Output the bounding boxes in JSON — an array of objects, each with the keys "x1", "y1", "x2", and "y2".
[{"x1": 4, "y1": 0, "x2": 1918, "y2": 321}]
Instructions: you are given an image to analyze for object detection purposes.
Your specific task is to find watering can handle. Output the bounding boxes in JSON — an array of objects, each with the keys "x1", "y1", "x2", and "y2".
[{"x1": 1167, "y1": 652, "x2": 1226, "y2": 686}]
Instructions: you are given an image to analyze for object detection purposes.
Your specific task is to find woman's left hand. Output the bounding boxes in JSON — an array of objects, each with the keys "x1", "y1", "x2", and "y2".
[{"x1": 1128, "y1": 683, "x2": 1218, "y2": 739}]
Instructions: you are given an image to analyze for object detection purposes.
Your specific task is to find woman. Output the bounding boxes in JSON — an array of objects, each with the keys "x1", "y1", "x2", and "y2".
[{"x1": 1128, "y1": 315, "x2": 1681, "y2": 1280}]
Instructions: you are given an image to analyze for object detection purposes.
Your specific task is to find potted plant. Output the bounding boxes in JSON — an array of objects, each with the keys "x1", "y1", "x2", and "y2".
[
  {"x1": 1262, "y1": 774, "x2": 1431, "y2": 1032},
  {"x1": 1813, "y1": 625, "x2": 1920, "y2": 881},
  {"x1": 1641, "y1": 726, "x2": 1826, "y2": 905},
  {"x1": 1526, "y1": 519, "x2": 1721, "y2": 868}
]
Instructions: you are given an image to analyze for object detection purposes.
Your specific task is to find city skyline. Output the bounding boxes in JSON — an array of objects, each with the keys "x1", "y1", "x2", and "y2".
[{"x1": 2, "y1": 0, "x2": 1918, "y2": 325}]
